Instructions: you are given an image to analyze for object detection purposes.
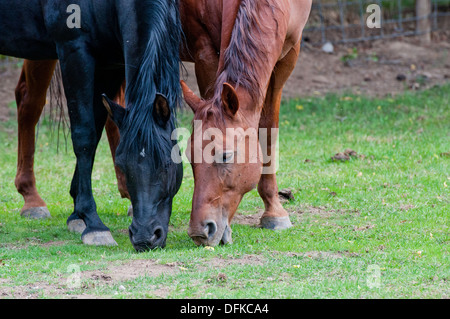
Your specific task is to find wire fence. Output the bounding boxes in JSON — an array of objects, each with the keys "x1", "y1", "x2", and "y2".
[{"x1": 303, "y1": 0, "x2": 450, "y2": 45}]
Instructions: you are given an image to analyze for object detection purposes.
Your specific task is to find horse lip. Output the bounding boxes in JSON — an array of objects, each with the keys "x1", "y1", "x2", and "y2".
[
  {"x1": 128, "y1": 226, "x2": 166, "y2": 251},
  {"x1": 189, "y1": 232, "x2": 207, "y2": 238},
  {"x1": 131, "y1": 238, "x2": 166, "y2": 251},
  {"x1": 188, "y1": 213, "x2": 229, "y2": 246},
  {"x1": 220, "y1": 224, "x2": 232, "y2": 245},
  {"x1": 189, "y1": 224, "x2": 230, "y2": 247},
  {"x1": 187, "y1": 227, "x2": 208, "y2": 239},
  {"x1": 188, "y1": 231, "x2": 208, "y2": 246},
  {"x1": 133, "y1": 242, "x2": 152, "y2": 252}
]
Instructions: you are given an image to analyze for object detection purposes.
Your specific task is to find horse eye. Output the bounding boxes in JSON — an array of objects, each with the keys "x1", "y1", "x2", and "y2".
[{"x1": 222, "y1": 151, "x2": 234, "y2": 163}]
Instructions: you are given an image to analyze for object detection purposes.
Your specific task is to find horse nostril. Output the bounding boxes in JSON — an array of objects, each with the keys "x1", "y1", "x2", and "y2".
[
  {"x1": 150, "y1": 226, "x2": 164, "y2": 244},
  {"x1": 205, "y1": 220, "x2": 217, "y2": 239},
  {"x1": 129, "y1": 225, "x2": 166, "y2": 252}
]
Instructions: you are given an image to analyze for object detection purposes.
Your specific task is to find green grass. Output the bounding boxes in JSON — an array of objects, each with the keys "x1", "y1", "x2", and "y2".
[{"x1": 0, "y1": 84, "x2": 449, "y2": 299}]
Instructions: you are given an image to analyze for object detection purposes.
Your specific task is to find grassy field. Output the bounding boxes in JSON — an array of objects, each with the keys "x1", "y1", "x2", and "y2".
[{"x1": 0, "y1": 84, "x2": 448, "y2": 299}]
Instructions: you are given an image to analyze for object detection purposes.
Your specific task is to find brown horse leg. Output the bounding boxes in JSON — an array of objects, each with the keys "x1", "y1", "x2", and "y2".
[
  {"x1": 15, "y1": 60, "x2": 57, "y2": 219},
  {"x1": 103, "y1": 82, "x2": 133, "y2": 216},
  {"x1": 257, "y1": 43, "x2": 301, "y2": 230},
  {"x1": 104, "y1": 82, "x2": 129, "y2": 199},
  {"x1": 105, "y1": 117, "x2": 129, "y2": 198}
]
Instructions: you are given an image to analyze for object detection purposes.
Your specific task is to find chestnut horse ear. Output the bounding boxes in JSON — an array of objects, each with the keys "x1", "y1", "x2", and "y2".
[
  {"x1": 102, "y1": 94, "x2": 127, "y2": 128},
  {"x1": 221, "y1": 82, "x2": 239, "y2": 116},
  {"x1": 181, "y1": 80, "x2": 201, "y2": 113}
]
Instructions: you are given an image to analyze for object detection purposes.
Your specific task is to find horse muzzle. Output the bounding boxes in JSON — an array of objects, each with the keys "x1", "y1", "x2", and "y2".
[
  {"x1": 188, "y1": 217, "x2": 232, "y2": 247},
  {"x1": 128, "y1": 223, "x2": 167, "y2": 252}
]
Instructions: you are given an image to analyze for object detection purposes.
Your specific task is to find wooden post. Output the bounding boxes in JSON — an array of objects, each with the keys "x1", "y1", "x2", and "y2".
[{"x1": 416, "y1": 0, "x2": 431, "y2": 42}]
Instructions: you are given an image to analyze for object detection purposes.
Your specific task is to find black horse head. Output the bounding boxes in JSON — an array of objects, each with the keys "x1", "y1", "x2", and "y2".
[
  {"x1": 103, "y1": 0, "x2": 183, "y2": 251},
  {"x1": 103, "y1": 94, "x2": 182, "y2": 251}
]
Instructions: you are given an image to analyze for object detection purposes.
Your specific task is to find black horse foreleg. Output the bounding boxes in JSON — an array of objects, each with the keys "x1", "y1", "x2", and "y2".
[{"x1": 58, "y1": 50, "x2": 117, "y2": 246}]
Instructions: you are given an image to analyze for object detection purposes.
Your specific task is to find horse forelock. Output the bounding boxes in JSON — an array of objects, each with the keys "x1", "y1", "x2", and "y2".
[
  {"x1": 193, "y1": 104, "x2": 226, "y2": 131},
  {"x1": 121, "y1": 0, "x2": 182, "y2": 166}
]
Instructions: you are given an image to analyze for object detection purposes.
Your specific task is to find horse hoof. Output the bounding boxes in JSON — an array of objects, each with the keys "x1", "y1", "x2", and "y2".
[
  {"x1": 127, "y1": 204, "x2": 133, "y2": 217},
  {"x1": 260, "y1": 216, "x2": 292, "y2": 230},
  {"x1": 67, "y1": 219, "x2": 87, "y2": 233},
  {"x1": 21, "y1": 207, "x2": 51, "y2": 219},
  {"x1": 82, "y1": 231, "x2": 118, "y2": 246}
]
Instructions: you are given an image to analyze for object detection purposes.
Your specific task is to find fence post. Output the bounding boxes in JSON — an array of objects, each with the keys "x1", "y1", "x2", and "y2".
[{"x1": 415, "y1": 0, "x2": 431, "y2": 42}]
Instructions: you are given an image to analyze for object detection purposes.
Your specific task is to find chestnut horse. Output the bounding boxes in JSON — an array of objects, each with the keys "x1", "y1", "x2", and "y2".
[
  {"x1": 14, "y1": 60, "x2": 130, "y2": 218},
  {"x1": 13, "y1": 0, "x2": 312, "y2": 247},
  {"x1": 181, "y1": 0, "x2": 312, "y2": 246}
]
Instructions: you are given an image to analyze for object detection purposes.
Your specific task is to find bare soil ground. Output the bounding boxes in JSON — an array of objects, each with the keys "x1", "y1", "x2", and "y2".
[
  {"x1": 0, "y1": 246, "x2": 359, "y2": 298},
  {"x1": 182, "y1": 36, "x2": 450, "y2": 100},
  {"x1": 1, "y1": 35, "x2": 449, "y2": 123},
  {"x1": 0, "y1": 255, "x2": 266, "y2": 298}
]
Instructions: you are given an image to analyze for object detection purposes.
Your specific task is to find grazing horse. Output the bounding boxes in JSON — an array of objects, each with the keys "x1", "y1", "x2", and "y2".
[
  {"x1": 180, "y1": 0, "x2": 312, "y2": 246},
  {"x1": 1, "y1": 0, "x2": 183, "y2": 251},
  {"x1": 12, "y1": 0, "x2": 311, "y2": 247}
]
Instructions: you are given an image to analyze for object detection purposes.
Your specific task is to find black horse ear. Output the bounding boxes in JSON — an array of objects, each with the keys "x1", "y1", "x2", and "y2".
[
  {"x1": 102, "y1": 94, "x2": 127, "y2": 128},
  {"x1": 153, "y1": 93, "x2": 171, "y2": 126}
]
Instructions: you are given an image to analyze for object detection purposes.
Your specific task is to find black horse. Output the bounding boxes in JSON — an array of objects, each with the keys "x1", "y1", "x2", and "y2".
[{"x1": 0, "y1": 0, "x2": 183, "y2": 251}]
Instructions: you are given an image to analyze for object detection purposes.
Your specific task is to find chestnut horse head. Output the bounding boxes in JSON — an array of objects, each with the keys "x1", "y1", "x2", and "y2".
[
  {"x1": 181, "y1": 0, "x2": 311, "y2": 246},
  {"x1": 181, "y1": 0, "x2": 277, "y2": 246},
  {"x1": 182, "y1": 81, "x2": 263, "y2": 246}
]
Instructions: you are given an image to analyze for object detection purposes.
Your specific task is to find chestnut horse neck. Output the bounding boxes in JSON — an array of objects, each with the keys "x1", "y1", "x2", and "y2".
[{"x1": 212, "y1": 0, "x2": 285, "y2": 114}]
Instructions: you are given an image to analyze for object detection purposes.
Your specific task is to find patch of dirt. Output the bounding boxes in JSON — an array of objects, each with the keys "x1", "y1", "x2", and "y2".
[
  {"x1": 0, "y1": 259, "x2": 180, "y2": 299},
  {"x1": 353, "y1": 224, "x2": 375, "y2": 232},
  {"x1": 0, "y1": 255, "x2": 269, "y2": 299},
  {"x1": 331, "y1": 148, "x2": 367, "y2": 162},
  {"x1": 399, "y1": 204, "x2": 416, "y2": 211},
  {"x1": 285, "y1": 251, "x2": 344, "y2": 259},
  {"x1": 280, "y1": 250, "x2": 360, "y2": 260},
  {"x1": 293, "y1": 205, "x2": 359, "y2": 219},
  {"x1": 0, "y1": 239, "x2": 68, "y2": 250},
  {"x1": 232, "y1": 210, "x2": 263, "y2": 226},
  {"x1": 0, "y1": 276, "x2": 70, "y2": 299},
  {"x1": 205, "y1": 255, "x2": 266, "y2": 268},
  {"x1": 84, "y1": 259, "x2": 181, "y2": 283},
  {"x1": 1, "y1": 37, "x2": 449, "y2": 123},
  {"x1": 286, "y1": 37, "x2": 450, "y2": 99},
  {"x1": 233, "y1": 204, "x2": 359, "y2": 227}
]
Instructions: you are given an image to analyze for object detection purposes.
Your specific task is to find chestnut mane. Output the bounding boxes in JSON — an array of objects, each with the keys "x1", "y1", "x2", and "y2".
[{"x1": 195, "y1": 0, "x2": 279, "y2": 127}]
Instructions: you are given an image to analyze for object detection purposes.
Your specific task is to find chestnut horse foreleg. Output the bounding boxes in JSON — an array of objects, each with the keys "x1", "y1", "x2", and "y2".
[
  {"x1": 257, "y1": 43, "x2": 301, "y2": 230},
  {"x1": 15, "y1": 60, "x2": 57, "y2": 219},
  {"x1": 105, "y1": 117, "x2": 129, "y2": 198},
  {"x1": 104, "y1": 82, "x2": 130, "y2": 200},
  {"x1": 16, "y1": 60, "x2": 130, "y2": 220}
]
